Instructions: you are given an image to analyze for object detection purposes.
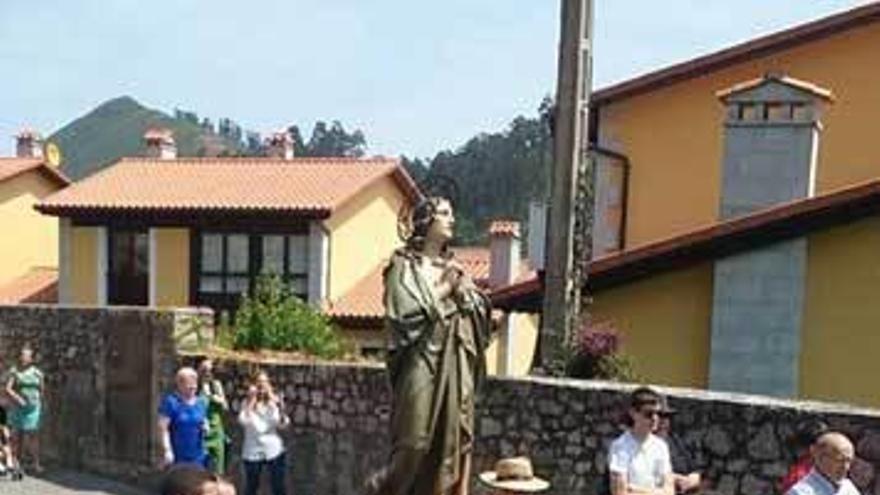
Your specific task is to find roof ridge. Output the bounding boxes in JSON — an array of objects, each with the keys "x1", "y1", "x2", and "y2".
[
  {"x1": 594, "y1": 1, "x2": 880, "y2": 103},
  {"x1": 117, "y1": 156, "x2": 398, "y2": 164}
]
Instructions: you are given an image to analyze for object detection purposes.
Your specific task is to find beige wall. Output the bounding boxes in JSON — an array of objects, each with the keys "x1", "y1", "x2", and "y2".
[
  {"x1": 590, "y1": 263, "x2": 714, "y2": 388},
  {"x1": 485, "y1": 313, "x2": 539, "y2": 377},
  {"x1": 154, "y1": 228, "x2": 190, "y2": 307},
  {"x1": 69, "y1": 226, "x2": 99, "y2": 304},
  {"x1": 325, "y1": 177, "x2": 406, "y2": 300},
  {"x1": 599, "y1": 21, "x2": 880, "y2": 248},
  {"x1": 801, "y1": 216, "x2": 880, "y2": 407},
  {"x1": 0, "y1": 172, "x2": 60, "y2": 285}
]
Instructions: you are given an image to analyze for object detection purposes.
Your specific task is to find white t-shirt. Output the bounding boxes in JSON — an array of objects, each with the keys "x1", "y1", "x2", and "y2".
[
  {"x1": 608, "y1": 430, "x2": 672, "y2": 491},
  {"x1": 238, "y1": 401, "x2": 287, "y2": 462}
]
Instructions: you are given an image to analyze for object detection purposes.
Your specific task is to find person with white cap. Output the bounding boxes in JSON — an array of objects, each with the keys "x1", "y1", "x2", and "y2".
[{"x1": 479, "y1": 457, "x2": 550, "y2": 494}]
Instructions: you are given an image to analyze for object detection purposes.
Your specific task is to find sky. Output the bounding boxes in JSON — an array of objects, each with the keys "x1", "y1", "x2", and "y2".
[{"x1": 0, "y1": 1, "x2": 870, "y2": 159}]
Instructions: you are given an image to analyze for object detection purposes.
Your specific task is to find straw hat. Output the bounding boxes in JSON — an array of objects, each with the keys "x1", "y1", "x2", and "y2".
[{"x1": 478, "y1": 457, "x2": 550, "y2": 493}]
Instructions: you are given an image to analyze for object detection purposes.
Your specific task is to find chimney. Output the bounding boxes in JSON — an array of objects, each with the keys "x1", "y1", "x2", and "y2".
[
  {"x1": 527, "y1": 202, "x2": 547, "y2": 271},
  {"x1": 488, "y1": 220, "x2": 522, "y2": 288},
  {"x1": 716, "y1": 73, "x2": 833, "y2": 219},
  {"x1": 15, "y1": 129, "x2": 43, "y2": 158},
  {"x1": 143, "y1": 128, "x2": 177, "y2": 159},
  {"x1": 266, "y1": 131, "x2": 294, "y2": 160}
]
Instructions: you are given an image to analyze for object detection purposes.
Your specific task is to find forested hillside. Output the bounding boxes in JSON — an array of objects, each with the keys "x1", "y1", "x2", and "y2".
[{"x1": 48, "y1": 96, "x2": 554, "y2": 243}]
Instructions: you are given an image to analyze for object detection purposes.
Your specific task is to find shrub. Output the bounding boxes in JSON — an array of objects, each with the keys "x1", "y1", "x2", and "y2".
[
  {"x1": 231, "y1": 274, "x2": 346, "y2": 359},
  {"x1": 568, "y1": 318, "x2": 640, "y2": 381}
]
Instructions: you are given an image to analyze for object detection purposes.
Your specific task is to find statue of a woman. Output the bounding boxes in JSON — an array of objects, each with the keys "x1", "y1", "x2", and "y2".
[{"x1": 366, "y1": 197, "x2": 494, "y2": 495}]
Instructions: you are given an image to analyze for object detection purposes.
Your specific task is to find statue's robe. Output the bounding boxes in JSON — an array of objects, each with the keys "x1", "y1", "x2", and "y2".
[{"x1": 376, "y1": 249, "x2": 492, "y2": 495}]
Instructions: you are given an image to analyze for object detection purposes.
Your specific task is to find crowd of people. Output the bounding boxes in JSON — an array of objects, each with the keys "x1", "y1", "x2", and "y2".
[
  {"x1": 158, "y1": 360, "x2": 290, "y2": 495},
  {"x1": 0, "y1": 343, "x2": 868, "y2": 495},
  {"x1": 605, "y1": 386, "x2": 860, "y2": 495}
]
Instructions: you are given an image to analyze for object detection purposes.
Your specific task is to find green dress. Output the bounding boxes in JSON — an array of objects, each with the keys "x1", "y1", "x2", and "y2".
[
  {"x1": 373, "y1": 249, "x2": 492, "y2": 495},
  {"x1": 200, "y1": 379, "x2": 227, "y2": 473},
  {"x1": 9, "y1": 365, "x2": 43, "y2": 432}
]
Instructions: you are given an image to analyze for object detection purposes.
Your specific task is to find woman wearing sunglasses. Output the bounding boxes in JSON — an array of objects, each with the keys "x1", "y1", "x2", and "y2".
[{"x1": 608, "y1": 386, "x2": 674, "y2": 495}]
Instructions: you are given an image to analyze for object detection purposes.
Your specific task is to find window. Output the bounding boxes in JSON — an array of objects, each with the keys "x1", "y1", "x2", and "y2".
[{"x1": 195, "y1": 232, "x2": 310, "y2": 312}]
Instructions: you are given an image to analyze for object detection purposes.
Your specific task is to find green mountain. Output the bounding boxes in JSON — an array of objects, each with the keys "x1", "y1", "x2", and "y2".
[{"x1": 49, "y1": 96, "x2": 241, "y2": 180}]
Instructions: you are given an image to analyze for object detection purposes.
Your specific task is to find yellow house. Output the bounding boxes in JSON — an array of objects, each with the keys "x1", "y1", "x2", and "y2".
[
  {"x1": 0, "y1": 131, "x2": 70, "y2": 301},
  {"x1": 35, "y1": 131, "x2": 419, "y2": 345},
  {"x1": 494, "y1": 2, "x2": 880, "y2": 408}
]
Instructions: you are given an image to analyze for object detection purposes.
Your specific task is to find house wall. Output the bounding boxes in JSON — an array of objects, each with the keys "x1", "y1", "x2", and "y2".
[
  {"x1": 598, "y1": 21, "x2": 880, "y2": 247},
  {"x1": 324, "y1": 176, "x2": 406, "y2": 301},
  {"x1": 0, "y1": 171, "x2": 60, "y2": 285},
  {"x1": 801, "y1": 216, "x2": 880, "y2": 408},
  {"x1": 485, "y1": 313, "x2": 539, "y2": 376},
  {"x1": 589, "y1": 263, "x2": 714, "y2": 388},
  {"x1": 69, "y1": 225, "x2": 99, "y2": 304},
  {"x1": 154, "y1": 228, "x2": 190, "y2": 307}
]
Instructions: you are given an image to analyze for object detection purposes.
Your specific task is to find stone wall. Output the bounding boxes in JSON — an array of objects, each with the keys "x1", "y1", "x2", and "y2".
[
  {"x1": 0, "y1": 304, "x2": 212, "y2": 479},
  {"x1": 4, "y1": 304, "x2": 880, "y2": 495},
  {"x1": 198, "y1": 356, "x2": 880, "y2": 495}
]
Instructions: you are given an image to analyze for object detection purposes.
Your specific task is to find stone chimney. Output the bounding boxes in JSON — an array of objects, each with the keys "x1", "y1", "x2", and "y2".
[
  {"x1": 708, "y1": 74, "x2": 834, "y2": 398},
  {"x1": 266, "y1": 131, "x2": 294, "y2": 160},
  {"x1": 717, "y1": 73, "x2": 833, "y2": 219},
  {"x1": 143, "y1": 128, "x2": 177, "y2": 159},
  {"x1": 488, "y1": 220, "x2": 522, "y2": 288},
  {"x1": 15, "y1": 129, "x2": 43, "y2": 158}
]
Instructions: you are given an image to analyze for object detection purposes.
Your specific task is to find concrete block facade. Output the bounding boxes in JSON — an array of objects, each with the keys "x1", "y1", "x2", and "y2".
[{"x1": 709, "y1": 239, "x2": 807, "y2": 396}]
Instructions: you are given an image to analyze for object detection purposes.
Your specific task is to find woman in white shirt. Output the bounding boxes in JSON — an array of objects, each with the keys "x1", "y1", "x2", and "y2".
[{"x1": 239, "y1": 371, "x2": 289, "y2": 495}]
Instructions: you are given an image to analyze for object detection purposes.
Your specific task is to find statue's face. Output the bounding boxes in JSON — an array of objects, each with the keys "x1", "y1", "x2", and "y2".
[{"x1": 426, "y1": 199, "x2": 454, "y2": 244}]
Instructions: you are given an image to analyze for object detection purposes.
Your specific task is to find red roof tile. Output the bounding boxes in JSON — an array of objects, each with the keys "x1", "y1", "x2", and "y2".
[
  {"x1": 0, "y1": 158, "x2": 70, "y2": 187},
  {"x1": 492, "y1": 176, "x2": 880, "y2": 311},
  {"x1": 36, "y1": 157, "x2": 418, "y2": 217},
  {"x1": 329, "y1": 248, "x2": 536, "y2": 324},
  {"x1": 488, "y1": 220, "x2": 521, "y2": 238},
  {"x1": 715, "y1": 74, "x2": 834, "y2": 102},
  {"x1": 0, "y1": 267, "x2": 58, "y2": 304}
]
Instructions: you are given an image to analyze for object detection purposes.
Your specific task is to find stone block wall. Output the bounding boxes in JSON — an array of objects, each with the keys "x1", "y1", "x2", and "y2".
[
  {"x1": 4, "y1": 304, "x2": 880, "y2": 495},
  {"x1": 0, "y1": 304, "x2": 211, "y2": 479},
  {"x1": 195, "y1": 357, "x2": 880, "y2": 495}
]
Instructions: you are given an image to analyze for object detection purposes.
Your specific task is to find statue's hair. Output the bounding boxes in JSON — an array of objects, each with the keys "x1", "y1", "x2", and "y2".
[{"x1": 405, "y1": 196, "x2": 452, "y2": 256}]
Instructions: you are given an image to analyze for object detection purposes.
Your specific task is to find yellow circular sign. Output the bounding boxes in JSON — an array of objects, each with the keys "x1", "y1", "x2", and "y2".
[{"x1": 45, "y1": 142, "x2": 62, "y2": 167}]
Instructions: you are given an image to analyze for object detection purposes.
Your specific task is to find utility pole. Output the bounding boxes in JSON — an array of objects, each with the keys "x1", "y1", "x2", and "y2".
[{"x1": 537, "y1": 0, "x2": 593, "y2": 374}]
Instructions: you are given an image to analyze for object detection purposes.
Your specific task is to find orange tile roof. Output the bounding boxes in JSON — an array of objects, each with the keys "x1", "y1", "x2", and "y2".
[
  {"x1": 37, "y1": 157, "x2": 418, "y2": 217},
  {"x1": 328, "y1": 248, "x2": 535, "y2": 324},
  {"x1": 715, "y1": 74, "x2": 835, "y2": 102},
  {"x1": 451, "y1": 247, "x2": 492, "y2": 284},
  {"x1": 0, "y1": 267, "x2": 58, "y2": 304},
  {"x1": 488, "y1": 220, "x2": 521, "y2": 238},
  {"x1": 325, "y1": 264, "x2": 386, "y2": 322},
  {"x1": 492, "y1": 176, "x2": 880, "y2": 312},
  {"x1": 0, "y1": 158, "x2": 70, "y2": 187}
]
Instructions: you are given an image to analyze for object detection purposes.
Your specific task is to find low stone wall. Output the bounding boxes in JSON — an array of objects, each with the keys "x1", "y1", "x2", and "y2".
[
  {"x1": 198, "y1": 356, "x2": 880, "y2": 495},
  {"x1": 4, "y1": 303, "x2": 880, "y2": 495},
  {"x1": 0, "y1": 304, "x2": 211, "y2": 479}
]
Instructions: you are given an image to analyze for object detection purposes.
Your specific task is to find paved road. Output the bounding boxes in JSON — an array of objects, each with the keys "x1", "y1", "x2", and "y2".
[{"x1": 0, "y1": 468, "x2": 150, "y2": 495}]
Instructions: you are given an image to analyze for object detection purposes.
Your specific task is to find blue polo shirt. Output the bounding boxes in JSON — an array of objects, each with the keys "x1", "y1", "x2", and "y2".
[{"x1": 159, "y1": 393, "x2": 208, "y2": 466}]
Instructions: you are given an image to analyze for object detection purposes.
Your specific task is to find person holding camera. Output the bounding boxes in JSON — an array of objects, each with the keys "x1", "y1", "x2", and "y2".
[{"x1": 238, "y1": 370, "x2": 289, "y2": 495}]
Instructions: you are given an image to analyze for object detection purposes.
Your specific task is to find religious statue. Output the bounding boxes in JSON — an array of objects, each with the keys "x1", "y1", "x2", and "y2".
[{"x1": 365, "y1": 195, "x2": 494, "y2": 495}]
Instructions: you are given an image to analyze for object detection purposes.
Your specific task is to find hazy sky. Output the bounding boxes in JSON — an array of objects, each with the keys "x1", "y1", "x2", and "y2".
[{"x1": 0, "y1": 1, "x2": 869, "y2": 158}]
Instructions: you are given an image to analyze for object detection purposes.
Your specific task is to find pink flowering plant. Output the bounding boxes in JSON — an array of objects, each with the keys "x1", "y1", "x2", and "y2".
[{"x1": 568, "y1": 318, "x2": 639, "y2": 381}]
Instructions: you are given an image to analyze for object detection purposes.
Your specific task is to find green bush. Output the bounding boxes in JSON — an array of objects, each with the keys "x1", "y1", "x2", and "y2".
[{"x1": 231, "y1": 275, "x2": 346, "y2": 359}]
